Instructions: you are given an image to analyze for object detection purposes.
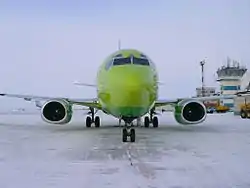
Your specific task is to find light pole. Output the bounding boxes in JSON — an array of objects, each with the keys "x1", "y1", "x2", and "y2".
[{"x1": 200, "y1": 60, "x2": 206, "y2": 97}]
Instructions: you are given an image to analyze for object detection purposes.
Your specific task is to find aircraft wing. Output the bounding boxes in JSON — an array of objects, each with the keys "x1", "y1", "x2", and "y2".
[
  {"x1": 155, "y1": 95, "x2": 236, "y2": 108},
  {"x1": 0, "y1": 93, "x2": 101, "y2": 109},
  {"x1": 73, "y1": 81, "x2": 96, "y2": 87}
]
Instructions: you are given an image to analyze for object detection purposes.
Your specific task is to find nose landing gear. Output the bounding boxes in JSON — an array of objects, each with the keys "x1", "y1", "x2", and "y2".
[{"x1": 122, "y1": 123, "x2": 136, "y2": 142}]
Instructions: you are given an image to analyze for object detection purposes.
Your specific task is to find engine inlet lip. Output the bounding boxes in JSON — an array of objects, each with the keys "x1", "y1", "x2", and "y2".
[
  {"x1": 181, "y1": 101, "x2": 206, "y2": 123},
  {"x1": 41, "y1": 100, "x2": 67, "y2": 122}
]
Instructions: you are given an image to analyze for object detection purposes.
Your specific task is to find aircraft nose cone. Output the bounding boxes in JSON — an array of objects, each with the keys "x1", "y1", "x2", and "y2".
[
  {"x1": 111, "y1": 73, "x2": 153, "y2": 106},
  {"x1": 118, "y1": 67, "x2": 152, "y2": 87},
  {"x1": 123, "y1": 75, "x2": 147, "y2": 88},
  {"x1": 101, "y1": 65, "x2": 156, "y2": 117},
  {"x1": 103, "y1": 65, "x2": 156, "y2": 107},
  {"x1": 114, "y1": 85, "x2": 149, "y2": 107}
]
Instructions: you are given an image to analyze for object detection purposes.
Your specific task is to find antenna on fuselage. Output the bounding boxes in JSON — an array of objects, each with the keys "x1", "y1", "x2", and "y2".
[{"x1": 118, "y1": 39, "x2": 121, "y2": 50}]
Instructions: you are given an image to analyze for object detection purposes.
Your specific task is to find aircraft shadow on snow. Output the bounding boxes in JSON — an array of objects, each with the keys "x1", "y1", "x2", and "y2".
[{"x1": 0, "y1": 121, "x2": 221, "y2": 134}]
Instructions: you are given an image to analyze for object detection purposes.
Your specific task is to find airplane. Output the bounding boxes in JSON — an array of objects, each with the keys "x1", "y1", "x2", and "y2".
[{"x1": 0, "y1": 49, "x2": 235, "y2": 142}]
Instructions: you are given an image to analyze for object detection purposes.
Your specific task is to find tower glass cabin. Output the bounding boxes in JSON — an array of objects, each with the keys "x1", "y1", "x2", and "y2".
[{"x1": 216, "y1": 58, "x2": 247, "y2": 109}]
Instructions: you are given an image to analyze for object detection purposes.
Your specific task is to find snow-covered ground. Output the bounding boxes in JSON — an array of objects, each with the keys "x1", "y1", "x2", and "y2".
[{"x1": 0, "y1": 112, "x2": 250, "y2": 188}]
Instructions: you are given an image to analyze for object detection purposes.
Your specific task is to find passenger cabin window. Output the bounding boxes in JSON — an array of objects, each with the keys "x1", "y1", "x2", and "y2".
[
  {"x1": 133, "y1": 56, "x2": 150, "y2": 66},
  {"x1": 113, "y1": 57, "x2": 131, "y2": 66}
]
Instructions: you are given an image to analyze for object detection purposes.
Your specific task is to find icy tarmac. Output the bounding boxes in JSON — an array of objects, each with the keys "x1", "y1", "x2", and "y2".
[{"x1": 0, "y1": 112, "x2": 250, "y2": 188}]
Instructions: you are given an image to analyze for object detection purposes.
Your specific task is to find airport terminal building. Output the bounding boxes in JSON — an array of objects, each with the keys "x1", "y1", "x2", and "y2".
[
  {"x1": 196, "y1": 87, "x2": 216, "y2": 97},
  {"x1": 197, "y1": 58, "x2": 250, "y2": 114},
  {"x1": 215, "y1": 58, "x2": 250, "y2": 115}
]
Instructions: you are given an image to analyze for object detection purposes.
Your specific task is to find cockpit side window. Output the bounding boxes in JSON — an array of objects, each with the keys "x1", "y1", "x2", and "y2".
[
  {"x1": 133, "y1": 56, "x2": 150, "y2": 66},
  {"x1": 113, "y1": 57, "x2": 131, "y2": 66},
  {"x1": 105, "y1": 59, "x2": 113, "y2": 70}
]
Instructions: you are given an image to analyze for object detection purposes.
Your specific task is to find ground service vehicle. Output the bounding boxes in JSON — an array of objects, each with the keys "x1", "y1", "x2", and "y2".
[{"x1": 237, "y1": 91, "x2": 250, "y2": 119}]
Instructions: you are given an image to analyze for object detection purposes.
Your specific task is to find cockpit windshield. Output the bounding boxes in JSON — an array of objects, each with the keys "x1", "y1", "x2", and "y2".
[
  {"x1": 113, "y1": 57, "x2": 131, "y2": 66},
  {"x1": 133, "y1": 56, "x2": 150, "y2": 66},
  {"x1": 106, "y1": 55, "x2": 151, "y2": 71}
]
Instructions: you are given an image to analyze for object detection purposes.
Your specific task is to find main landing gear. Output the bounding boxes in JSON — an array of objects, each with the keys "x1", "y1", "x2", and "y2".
[
  {"x1": 122, "y1": 123, "x2": 136, "y2": 142},
  {"x1": 144, "y1": 109, "x2": 159, "y2": 128},
  {"x1": 86, "y1": 107, "x2": 100, "y2": 128}
]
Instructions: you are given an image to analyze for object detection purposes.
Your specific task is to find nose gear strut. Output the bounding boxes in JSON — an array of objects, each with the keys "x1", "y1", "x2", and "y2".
[{"x1": 122, "y1": 122, "x2": 135, "y2": 142}]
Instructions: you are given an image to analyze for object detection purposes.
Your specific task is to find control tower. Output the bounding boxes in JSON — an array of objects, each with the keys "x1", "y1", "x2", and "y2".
[{"x1": 216, "y1": 57, "x2": 247, "y2": 108}]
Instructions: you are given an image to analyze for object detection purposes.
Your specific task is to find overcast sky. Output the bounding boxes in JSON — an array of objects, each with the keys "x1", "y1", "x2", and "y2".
[{"x1": 0, "y1": 0, "x2": 249, "y2": 109}]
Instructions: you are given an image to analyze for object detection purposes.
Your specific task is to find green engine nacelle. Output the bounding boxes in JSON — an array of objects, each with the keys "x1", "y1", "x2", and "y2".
[
  {"x1": 174, "y1": 99, "x2": 207, "y2": 125},
  {"x1": 41, "y1": 99, "x2": 73, "y2": 124}
]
